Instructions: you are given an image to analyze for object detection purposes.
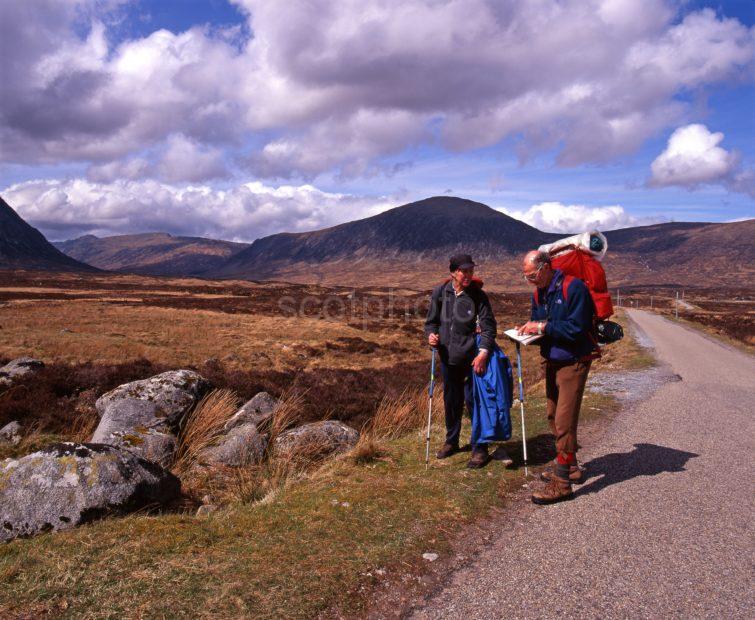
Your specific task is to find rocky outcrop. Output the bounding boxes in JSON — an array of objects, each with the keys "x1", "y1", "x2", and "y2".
[
  {"x1": 0, "y1": 442, "x2": 180, "y2": 542},
  {"x1": 274, "y1": 420, "x2": 359, "y2": 460},
  {"x1": 0, "y1": 421, "x2": 22, "y2": 446},
  {"x1": 0, "y1": 357, "x2": 44, "y2": 388},
  {"x1": 92, "y1": 370, "x2": 210, "y2": 466},
  {"x1": 199, "y1": 423, "x2": 268, "y2": 467},
  {"x1": 91, "y1": 399, "x2": 177, "y2": 466},
  {"x1": 224, "y1": 392, "x2": 279, "y2": 432},
  {"x1": 95, "y1": 370, "x2": 209, "y2": 425}
]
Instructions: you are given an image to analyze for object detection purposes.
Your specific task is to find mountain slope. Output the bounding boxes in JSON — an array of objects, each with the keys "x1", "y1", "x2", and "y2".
[
  {"x1": 209, "y1": 196, "x2": 754, "y2": 289},
  {"x1": 55, "y1": 233, "x2": 249, "y2": 276},
  {"x1": 0, "y1": 197, "x2": 96, "y2": 271},
  {"x1": 214, "y1": 196, "x2": 558, "y2": 280},
  {"x1": 600, "y1": 219, "x2": 755, "y2": 288}
]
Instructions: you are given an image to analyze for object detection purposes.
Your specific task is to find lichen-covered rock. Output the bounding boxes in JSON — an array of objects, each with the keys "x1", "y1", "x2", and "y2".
[
  {"x1": 91, "y1": 399, "x2": 176, "y2": 466},
  {"x1": 224, "y1": 392, "x2": 280, "y2": 432},
  {"x1": 95, "y1": 370, "x2": 210, "y2": 425},
  {"x1": 274, "y1": 420, "x2": 359, "y2": 460},
  {"x1": 200, "y1": 423, "x2": 268, "y2": 467},
  {"x1": 91, "y1": 371, "x2": 210, "y2": 466},
  {"x1": 0, "y1": 442, "x2": 180, "y2": 542},
  {"x1": 0, "y1": 357, "x2": 44, "y2": 388},
  {"x1": 0, "y1": 421, "x2": 22, "y2": 446}
]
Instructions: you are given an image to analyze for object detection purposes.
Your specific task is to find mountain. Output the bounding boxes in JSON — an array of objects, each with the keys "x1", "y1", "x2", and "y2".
[
  {"x1": 55, "y1": 233, "x2": 250, "y2": 276},
  {"x1": 0, "y1": 197, "x2": 96, "y2": 272},
  {"x1": 213, "y1": 196, "x2": 560, "y2": 283},
  {"x1": 208, "y1": 196, "x2": 754, "y2": 290},
  {"x1": 600, "y1": 219, "x2": 755, "y2": 288}
]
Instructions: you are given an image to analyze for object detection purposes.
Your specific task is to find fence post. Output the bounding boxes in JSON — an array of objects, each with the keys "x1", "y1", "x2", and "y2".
[{"x1": 675, "y1": 291, "x2": 679, "y2": 319}]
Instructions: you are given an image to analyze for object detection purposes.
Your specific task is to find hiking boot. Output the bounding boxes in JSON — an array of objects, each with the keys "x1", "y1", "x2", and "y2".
[
  {"x1": 466, "y1": 446, "x2": 489, "y2": 469},
  {"x1": 531, "y1": 476, "x2": 573, "y2": 505},
  {"x1": 540, "y1": 463, "x2": 585, "y2": 484},
  {"x1": 436, "y1": 443, "x2": 459, "y2": 459}
]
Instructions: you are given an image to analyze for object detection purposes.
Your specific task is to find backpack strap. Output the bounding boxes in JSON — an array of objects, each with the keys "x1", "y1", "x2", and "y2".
[{"x1": 561, "y1": 274, "x2": 575, "y2": 302}]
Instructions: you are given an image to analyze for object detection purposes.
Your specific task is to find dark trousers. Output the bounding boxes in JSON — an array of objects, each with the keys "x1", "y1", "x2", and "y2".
[
  {"x1": 440, "y1": 360, "x2": 473, "y2": 447},
  {"x1": 544, "y1": 359, "x2": 592, "y2": 458}
]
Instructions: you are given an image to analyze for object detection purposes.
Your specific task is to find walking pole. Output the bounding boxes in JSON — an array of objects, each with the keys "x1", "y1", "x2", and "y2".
[
  {"x1": 515, "y1": 342, "x2": 529, "y2": 477},
  {"x1": 425, "y1": 348, "x2": 437, "y2": 470}
]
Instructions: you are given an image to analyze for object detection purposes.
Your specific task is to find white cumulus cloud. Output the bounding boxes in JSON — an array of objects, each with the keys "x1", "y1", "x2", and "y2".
[
  {"x1": 2, "y1": 178, "x2": 394, "y2": 241},
  {"x1": 501, "y1": 202, "x2": 662, "y2": 233},
  {"x1": 650, "y1": 124, "x2": 738, "y2": 187},
  {"x1": 1, "y1": 1, "x2": 753, "y2": 180}
]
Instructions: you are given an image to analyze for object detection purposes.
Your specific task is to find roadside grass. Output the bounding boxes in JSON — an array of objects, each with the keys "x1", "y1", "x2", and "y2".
[
  {"x1": 0, "y1": 408, "x2": 547, "y2": 619},
  {"x1": 1, "y1": 389, "x2": 624, "y2": 619}
]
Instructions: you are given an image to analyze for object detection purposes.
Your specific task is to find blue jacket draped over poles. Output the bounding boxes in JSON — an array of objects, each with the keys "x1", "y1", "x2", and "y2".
[{"x1": 471, "y1": 336, "x2": 513, "y2": 445}]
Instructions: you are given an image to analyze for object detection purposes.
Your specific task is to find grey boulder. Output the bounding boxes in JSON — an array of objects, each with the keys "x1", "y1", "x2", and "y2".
[
  {"x1": 95, "y1": 370, "x2": 210, "y2": 426},
  {"x1": 0, "y1": 442, "x2": 180, "y2": 543},
  {"x1": 0, "y1": 421, "x2": 22, "y2": 446},
  {"x1": 91, "y1": 399, "x2": 177, "y2": 467},
  {"x1": 92, "y1": 370, "x2": 210, "y2": 466},
  {"x1": 274, "y1": 420, "x2": 359, "y2": 460},
  {"x1": 224, "y1": 392, "x2": 280, "y2": 432},
  {"x1": 0, "y1": 357, "x2": 44, "y2": 388},
  {"x1": 200, "y1": 423, "x2": 268, "y2": 467}
]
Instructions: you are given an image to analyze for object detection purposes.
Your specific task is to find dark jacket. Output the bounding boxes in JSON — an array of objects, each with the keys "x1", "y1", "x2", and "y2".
[
  {"x1": 530, "y1": 269, "x2": 595, "y2": 362},
  {"x1": 425, "y1": 281, "x2": 497, "y2": 366}
]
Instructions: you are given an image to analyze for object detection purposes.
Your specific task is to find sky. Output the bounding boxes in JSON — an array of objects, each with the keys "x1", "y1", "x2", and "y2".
[{"x1": 0, "y1": 0, "x2": 753, "y2": 242}]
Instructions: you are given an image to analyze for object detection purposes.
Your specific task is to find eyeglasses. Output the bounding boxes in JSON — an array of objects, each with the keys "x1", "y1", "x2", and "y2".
[{"x1": 523, "y1": 265, "x2": 544, "y2": 282}]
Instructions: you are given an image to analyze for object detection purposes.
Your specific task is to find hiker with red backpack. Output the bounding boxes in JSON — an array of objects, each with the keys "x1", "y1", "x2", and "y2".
[
  {"x1": 518, "y1": 249, "x2": 598, "y2": 504},
  {"x1": 425, "y1": 253, "x2": 498, "y2": 468}
]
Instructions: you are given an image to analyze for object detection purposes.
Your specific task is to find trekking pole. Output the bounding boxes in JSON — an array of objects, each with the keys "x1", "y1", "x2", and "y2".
[
  {"x1": 515, "y1": 342, "x2": 529, "y2": 477},
  {"x1": 425, "y1": 347, "x2": 437, "y2": 470}
]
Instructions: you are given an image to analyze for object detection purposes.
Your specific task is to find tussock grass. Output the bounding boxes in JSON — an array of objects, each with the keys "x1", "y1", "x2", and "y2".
[
  {"x1": 266, "y1": 390, "x2": 306, "y2": 446},
  {"x1": 69, "y1": 408, "x2": 99, "y2": 442},
  {"x1": 176, "y1": 390, "x2": 312, "y2": 504},
  {"x1": 348, "y1": 388, "x2": 434, "y2": 464},
  {"x1": 173, "y1": 389, "x2": 239, "y2": 476}
]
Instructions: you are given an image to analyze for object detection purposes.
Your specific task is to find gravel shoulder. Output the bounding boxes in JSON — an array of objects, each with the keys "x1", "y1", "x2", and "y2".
[{"x1": 407, "y1": 309, "x2": 755, "y2": 619}]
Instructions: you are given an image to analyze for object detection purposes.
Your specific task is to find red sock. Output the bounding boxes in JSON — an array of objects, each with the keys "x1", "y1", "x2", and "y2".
[{"x1": 557, "y1": 452, "x2": 576, "y2": 465}]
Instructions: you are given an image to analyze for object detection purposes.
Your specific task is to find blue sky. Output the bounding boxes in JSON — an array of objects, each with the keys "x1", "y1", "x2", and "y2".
[{"x1": 0, "y1": 0, "x2": 753, "y2": 241}]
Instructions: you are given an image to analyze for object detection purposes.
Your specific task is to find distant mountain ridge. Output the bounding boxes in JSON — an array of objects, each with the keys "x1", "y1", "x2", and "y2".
[
  {"x1": 208, "y1": 196, "x2": 755, "y2": 289},
  {"x1": 55, "y1": 233, "x2": 249, "y2": 277},
  {"x1": 8, "y1": 193, "x2": 753, "y2": 289},
  {"x1": 214, "y1": 197, "x2": 560, "y2": 279},
  {"x1": 0, "y1": 197, "x2": 96, "y2": 272}
]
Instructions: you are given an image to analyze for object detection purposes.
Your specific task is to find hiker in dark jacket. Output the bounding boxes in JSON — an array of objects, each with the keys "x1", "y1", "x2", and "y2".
[
  {"x1": 425, "y1": 253, "x2": 497, "y2": 468},
  {"x1": 518, "y1": 250, "x2": 596, "y2": 504}
]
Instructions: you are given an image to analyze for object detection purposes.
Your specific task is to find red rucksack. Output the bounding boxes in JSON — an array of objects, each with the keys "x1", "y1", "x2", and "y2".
[
  {"x1": 549, "y1": 247, "x2": 613, "y2": 320},
  {"x1": 533, "y1": 247, "x2": 613, "y2": 320}
]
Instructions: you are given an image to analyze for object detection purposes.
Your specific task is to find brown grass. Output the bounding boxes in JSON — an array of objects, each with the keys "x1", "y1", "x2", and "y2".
[
  {"x1": 172, "y1": 389, "x2": 239, "y2": 476},
  {"x1": 176, "y1": 390, "x2": 310, "y2": 504},
  {"x1": 266, "y1": 390, "x2": 307, "y2": 445},
  {"x1": 347, "y1": 388, "x2": 437, "y2": 464}
]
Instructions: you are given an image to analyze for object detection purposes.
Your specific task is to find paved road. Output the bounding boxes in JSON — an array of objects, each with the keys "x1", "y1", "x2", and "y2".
[{"x1": 410, "y1": 311, "x2": 755, "y2": 619}]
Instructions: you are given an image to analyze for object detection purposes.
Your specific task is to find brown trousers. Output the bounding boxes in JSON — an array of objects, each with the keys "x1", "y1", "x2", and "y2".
[{"x1": 544, "y1": 359, "x2": 592, "y2": 458}]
